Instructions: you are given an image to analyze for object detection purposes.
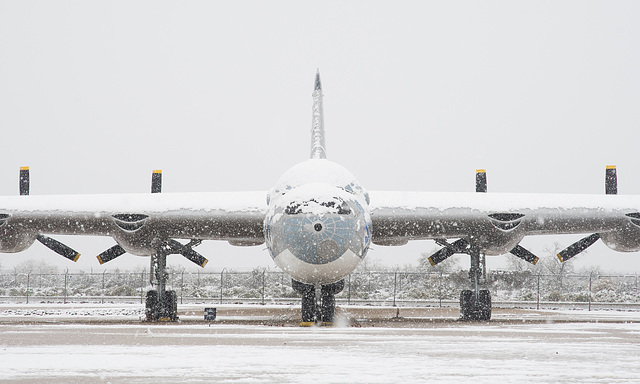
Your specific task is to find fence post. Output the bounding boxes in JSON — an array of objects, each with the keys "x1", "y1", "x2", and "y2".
[
  {"x1": 64, "y1": 269, "x2": 68, "y2": 304},
  {"x1": 220, "y1": 269, "x2": 226, "y2": 305},
  {"x1": 102, "y1": 271, "x2": 106, "y2": 304},
  {"x1": 140, "y1": 271, "x2": 144, "y2": 304},
  {"x1": 262, "y1": 269, "x2": 266, "y2": 305},
  {"x1": 181, "y1": 272, "x2": 184, "y2": 305},
  {"x1": 439, "y1": 272, "x2": 443, "y2": 308},
  {"x1": 393, "y1": 271, "x2": 397, "y2": 307},
  {"x1": 589, "y1": 272, "x2": 593, "y2": 311},
  {"x1": 26, "y1": 272, "x2": 30, "y2": 304},
  {"x1": 347, "y1": 274, "x2": 351, "y2": 305},
  {"x1": 536, "y1": 273, "x2": 540, "y2": 310}
]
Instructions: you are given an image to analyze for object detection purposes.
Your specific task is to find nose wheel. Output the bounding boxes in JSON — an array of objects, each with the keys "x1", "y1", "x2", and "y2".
[{"x1": 292, "y1": 279, "x2": 344, "y2": 326}]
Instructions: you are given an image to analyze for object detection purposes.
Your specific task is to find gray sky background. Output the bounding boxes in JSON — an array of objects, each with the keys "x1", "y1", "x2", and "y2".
[{"x1": 1, "y1": 1, "x2": 640, "y2": 273}]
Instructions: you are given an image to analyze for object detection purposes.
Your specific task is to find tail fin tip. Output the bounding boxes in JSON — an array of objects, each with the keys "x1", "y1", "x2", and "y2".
[
  {"x1": 314, "y1": 69, "x2": 322, "y2": 91},
  {"x1": 310, "y1": 70, "x2": 326, "y2": 159}
]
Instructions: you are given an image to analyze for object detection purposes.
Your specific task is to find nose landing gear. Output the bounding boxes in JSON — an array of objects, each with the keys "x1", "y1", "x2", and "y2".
[{"x1": 292, "y1": 279, "x2": 345, "y2": 326}]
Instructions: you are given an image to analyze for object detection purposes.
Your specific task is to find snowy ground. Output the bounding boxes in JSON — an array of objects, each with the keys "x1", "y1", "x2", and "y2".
[{"x1": 0, "y1": 304, "x2": 639, "y2": 383}]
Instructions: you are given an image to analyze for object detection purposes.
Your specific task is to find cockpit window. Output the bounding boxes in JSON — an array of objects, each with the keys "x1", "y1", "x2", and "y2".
[
  {"x1": 285, "y1": 203, "x2": 302, "y2": 215},
  {"x1": 322, "y1": 200, "x2": 351, "y2": 214},
  {"x1": 285, "y1": 198, "x2": 351, "y2": 215}
]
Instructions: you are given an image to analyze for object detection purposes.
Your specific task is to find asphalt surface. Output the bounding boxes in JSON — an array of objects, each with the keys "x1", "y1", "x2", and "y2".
[{"x1": 1, "y1": 304, "x2": 640, "y2": 383}]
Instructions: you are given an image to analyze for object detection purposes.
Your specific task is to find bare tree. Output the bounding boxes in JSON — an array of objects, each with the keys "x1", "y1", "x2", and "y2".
[
  {"x1": 14, "y1": 259, "x2": 58, "y2": 274},
  {"x1": 539, "y1": 242, "x2": 575, "y2": 300},
  {"x1": 418, "y1": 247, "x2": 462, "y2": 273}
]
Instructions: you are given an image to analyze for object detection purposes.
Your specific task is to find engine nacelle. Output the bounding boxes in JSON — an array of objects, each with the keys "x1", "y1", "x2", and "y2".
[
  {"x1": 480, "y1": 234, "x2": 524, "y2": 256},
  {"x1": 0, "y1": 225, "x2": 36, "y2": 253},
  {"x1": 600, "y1": 222, "x2": 640, "y2": 252},
  {"x1": 109, "y1": 213, "x2": 157, "y2": 256},
  {"x1": 111, "y1": 231, "x2": 156, "y2": 256}
]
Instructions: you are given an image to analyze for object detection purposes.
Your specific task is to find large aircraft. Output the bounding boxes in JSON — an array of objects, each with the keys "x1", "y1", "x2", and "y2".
[{"x1": 1, "y1": 71, "x2": 639, "y2": 324}]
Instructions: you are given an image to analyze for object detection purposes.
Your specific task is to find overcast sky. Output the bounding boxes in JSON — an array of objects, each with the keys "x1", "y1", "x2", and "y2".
[{"x1": 1, "y1": 1, "x2": 640, "y2": 273}]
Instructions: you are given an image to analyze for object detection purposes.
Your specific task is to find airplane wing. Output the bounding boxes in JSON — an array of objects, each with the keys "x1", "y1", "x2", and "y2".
[
  {"x1": 0, "y1": 191, "x2": 267, "y2": 262},
  {"x1": 369, "y1": 191, "x2": 640, "y2": 260}
]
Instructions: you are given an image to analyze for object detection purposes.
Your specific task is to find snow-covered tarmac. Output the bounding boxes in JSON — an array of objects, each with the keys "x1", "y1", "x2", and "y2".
[{"x1": 0, "y1": 304, "x2": 639, "y2": 383}]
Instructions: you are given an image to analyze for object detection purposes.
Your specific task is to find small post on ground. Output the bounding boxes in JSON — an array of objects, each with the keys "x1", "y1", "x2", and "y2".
[{"x1": 204, "y1": 308, "x2": 216, "y2": 327}]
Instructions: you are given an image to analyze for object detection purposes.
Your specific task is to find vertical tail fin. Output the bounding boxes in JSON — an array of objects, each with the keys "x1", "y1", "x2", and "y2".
[{"x1": 310, "y1": 70, "x2": 326, "y2": 159}]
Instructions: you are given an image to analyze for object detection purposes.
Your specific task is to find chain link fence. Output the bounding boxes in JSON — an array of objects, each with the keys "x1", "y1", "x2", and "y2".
[{"x1": 1, "y1": 269, "x2": 639, "y2": 308}]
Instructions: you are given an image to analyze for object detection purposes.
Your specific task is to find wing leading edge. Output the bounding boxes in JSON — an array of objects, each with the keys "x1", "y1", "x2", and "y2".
[
  {"x1": 370, "y1": 191, "x2": 640, "y2": 255},
  {"x1": 0, "y1": 191, "x2": 267, "y2": 257}
]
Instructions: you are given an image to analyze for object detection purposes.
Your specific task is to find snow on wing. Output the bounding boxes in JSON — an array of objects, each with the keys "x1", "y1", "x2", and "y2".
[
  {"x1": 369, "y1": 191, "x2": 640, "y2": 255},
  {"x1": 0, "y1": 192, "x2": 267, "y2": 255}
]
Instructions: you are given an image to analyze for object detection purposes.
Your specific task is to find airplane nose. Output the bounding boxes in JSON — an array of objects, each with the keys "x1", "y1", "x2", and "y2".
[{"x1": 281, "y1": 215, "x2": 355, "y2": 265}]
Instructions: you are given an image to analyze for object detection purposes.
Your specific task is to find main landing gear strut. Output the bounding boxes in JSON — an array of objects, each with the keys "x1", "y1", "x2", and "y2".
[
  {"x1": 292, "y1": 279, "x2": 345, "y2": 326},
  {"x1": 459, "y1": 247, "x2": 491, "y2": 321},
  {"x1": 145, "y1": 247, "x2": 178, "y2": 321}
]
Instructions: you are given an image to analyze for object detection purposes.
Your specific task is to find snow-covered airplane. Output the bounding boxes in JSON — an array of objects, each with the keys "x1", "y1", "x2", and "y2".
[{"x1": 1, "y1": 71, "x2": 639, "y2": 324}]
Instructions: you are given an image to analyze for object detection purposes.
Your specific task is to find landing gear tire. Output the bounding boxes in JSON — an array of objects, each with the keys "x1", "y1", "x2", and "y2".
[
  {"x1": 145, "y1": 289, "x2": 178, "y2": 322},
  {"x1": 163, "y1": 290, "x2": 178, "y2": 322},
  {"x1": 460, "y1": 289, "x2": 491, "y2": 321},
  {"x1": 478, "y1": 289, "x2": 491, "y2": 320},
  {"x1": 145, "y1": 290, "x2": 158, "y2": 321},
  {"x1": 292, "y1": 280, "x2": 316, "y2": 323},
  {"x1": 292, "y1": 279, "x2": 344, "y2": 325},
  {"x1": 320, "y1": 280, "x2": 344, "y2": 324}
]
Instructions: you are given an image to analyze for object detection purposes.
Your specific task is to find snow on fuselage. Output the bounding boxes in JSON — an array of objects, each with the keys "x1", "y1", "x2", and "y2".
[{"x1": 264, "y1": 159, "x2": 371, "y2": 285}]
